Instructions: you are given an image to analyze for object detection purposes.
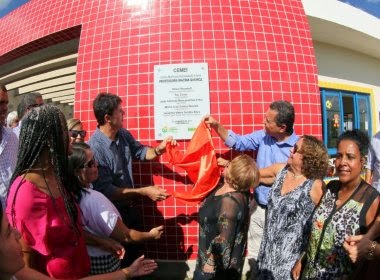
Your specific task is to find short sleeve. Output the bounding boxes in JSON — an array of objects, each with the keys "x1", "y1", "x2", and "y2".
[{"x1": 80, "y1": 189, "x2": 120, "y2": 237}]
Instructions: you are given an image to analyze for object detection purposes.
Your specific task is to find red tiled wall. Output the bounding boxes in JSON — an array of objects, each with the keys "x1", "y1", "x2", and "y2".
[{"x1": 0, "y1": 0, "x2": 322, "y2": 260}]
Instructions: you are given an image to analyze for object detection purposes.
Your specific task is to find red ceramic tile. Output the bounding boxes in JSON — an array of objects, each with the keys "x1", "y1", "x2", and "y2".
[{"x1": 0, "y1": 0, "x2": 321, "y2": 261}]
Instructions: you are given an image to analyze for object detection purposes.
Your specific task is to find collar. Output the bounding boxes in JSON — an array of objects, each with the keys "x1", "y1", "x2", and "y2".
[
  {"x1": 94, "y1": 127, "x2": 116, "y2": 148},
  {"x1": 275, "y1": 132, "x2": 299, "y2": 146}
]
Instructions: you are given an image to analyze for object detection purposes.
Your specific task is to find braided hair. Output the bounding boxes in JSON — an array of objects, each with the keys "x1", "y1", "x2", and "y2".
[{"x1": 10, "y1": 105, "x2": 79, "y2": 233}]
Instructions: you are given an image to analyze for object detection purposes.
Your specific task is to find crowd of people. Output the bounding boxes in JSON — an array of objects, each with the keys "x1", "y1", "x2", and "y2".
[{"x1": 0, "y1": 83, "x2": 380, "y2": 280}]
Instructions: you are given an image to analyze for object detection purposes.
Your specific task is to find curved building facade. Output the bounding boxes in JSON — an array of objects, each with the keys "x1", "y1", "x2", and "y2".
[{"x1": 1, "y1": 0, "x2": 378, "y2": 277}]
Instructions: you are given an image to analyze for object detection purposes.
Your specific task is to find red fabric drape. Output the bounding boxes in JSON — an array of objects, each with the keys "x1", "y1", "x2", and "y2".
[{"x1": 166, "y1": 122, "x2": 220, "y2": 204}]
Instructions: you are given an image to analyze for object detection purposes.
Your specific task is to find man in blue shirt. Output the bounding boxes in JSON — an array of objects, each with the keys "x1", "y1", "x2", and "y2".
[
  {"x1": 204, "y1": 101, "x2": 298, "y2": 277},
  {"x1": 89, "y1": 92, "x2": 175, "y2": 265}
]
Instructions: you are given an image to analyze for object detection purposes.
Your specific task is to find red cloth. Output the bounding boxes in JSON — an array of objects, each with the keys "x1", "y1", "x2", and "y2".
[{"x1": 166, "y1": 122, "x2": 220, "y2": 204}]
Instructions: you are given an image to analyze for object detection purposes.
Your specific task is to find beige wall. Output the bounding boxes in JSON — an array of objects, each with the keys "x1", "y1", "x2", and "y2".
[{"x1": 314, "y1": 41, "x2": 380, "y2": 131}]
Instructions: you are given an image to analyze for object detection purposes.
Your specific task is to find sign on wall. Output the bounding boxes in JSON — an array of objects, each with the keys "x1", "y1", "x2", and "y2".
[{"x1": 154, "y1": 63, "x2": 210, "y2": 140}]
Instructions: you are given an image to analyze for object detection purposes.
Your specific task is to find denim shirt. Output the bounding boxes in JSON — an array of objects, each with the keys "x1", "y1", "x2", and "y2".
[
  {"x1": 88, "y1": 128, "x2": 148, "y2": 199},
  {"x1": 225, "y1": 129, "x2": 299, "y2": 205}
]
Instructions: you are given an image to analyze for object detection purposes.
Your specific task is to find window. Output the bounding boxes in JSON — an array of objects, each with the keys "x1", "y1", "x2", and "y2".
[{"x1": 321, "y1": 88, "x2": 372, "y2": 155}]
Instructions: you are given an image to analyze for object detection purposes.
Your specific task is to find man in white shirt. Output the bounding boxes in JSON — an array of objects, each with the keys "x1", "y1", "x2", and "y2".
[
  {"x1": 0, "y1": 84, "x2": 18, "y2": 209},
  {"x1": 366, "y1": 130, "x2": 380, "y2": 191}
]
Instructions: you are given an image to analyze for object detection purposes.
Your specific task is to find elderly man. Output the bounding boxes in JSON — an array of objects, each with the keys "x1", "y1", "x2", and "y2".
[
  {"x1": 0, "y1": 84, "x2": 18, "y2": 209},
  {"x1": 204, "y1": 100, "x2": 299, "y2": 278}
]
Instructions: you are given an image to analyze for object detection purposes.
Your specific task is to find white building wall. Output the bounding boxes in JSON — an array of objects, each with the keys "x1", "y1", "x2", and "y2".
[{"x1": 314, "y1": 41, "x2": 380, "y2": 130}]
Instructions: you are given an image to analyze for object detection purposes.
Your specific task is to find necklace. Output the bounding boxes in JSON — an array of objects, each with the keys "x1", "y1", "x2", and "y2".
[{"x1": 287, "y1": 170, "x2": 304, "y2": 179}]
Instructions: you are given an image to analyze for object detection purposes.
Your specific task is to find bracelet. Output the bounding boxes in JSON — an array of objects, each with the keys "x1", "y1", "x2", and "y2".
[
  {"x1": 367, "y1": 241, "x2": 378, "y2": 260},
  {"x1": 154, "y1": 147, "x2": 161, "y2": 156},
  {"x1": 121, "y1": 268, "x2": 130, "y2": 280}
]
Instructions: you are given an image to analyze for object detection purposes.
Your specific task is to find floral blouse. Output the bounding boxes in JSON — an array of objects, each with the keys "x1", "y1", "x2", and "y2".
[
  {"x1": 193, "y1": 185, "x2": 250, "y2": 280},
  {"x1": 302, "y1": 180, "x2": 378, "y2": 279}
]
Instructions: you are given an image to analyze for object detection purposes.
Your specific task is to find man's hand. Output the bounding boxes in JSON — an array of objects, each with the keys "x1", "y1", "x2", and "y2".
[
  {"x1": 140, "y1": 185, "x2": 170, "y2": 201},
  {"x1": 156, "y1": 136, "x2": 177, "y2": 155},
  {"x1": 149, "y1": 225, "x2": 164, "y2": 240},
  {"x1": 343, "y1": 235, "x2": 372, "y2": 263},
  {"x1": 123, "y1": 255, "x2": 158, "y2": 278},
  {"x1": 203, "y1": 115, "x2": 219, "y2": 129}
]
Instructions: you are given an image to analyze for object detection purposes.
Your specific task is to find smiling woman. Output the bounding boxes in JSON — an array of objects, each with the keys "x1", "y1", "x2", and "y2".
[{"x1": 295, "y1": 129, "x2": 380, "y2": 279}]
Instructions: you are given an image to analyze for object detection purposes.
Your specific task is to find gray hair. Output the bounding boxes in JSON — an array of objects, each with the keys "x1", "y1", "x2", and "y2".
[{"x1": 6, "y1": 111, "x2": 18, "y2": 127}]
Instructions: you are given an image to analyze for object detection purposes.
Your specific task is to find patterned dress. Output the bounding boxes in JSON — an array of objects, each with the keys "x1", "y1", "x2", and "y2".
[
  {"x1": 257, "y1": 166, "x2": 315, "y2": 280},
  {"x1": 194, "y1": 185, "x2": 250, "y2": 280},
  {"x1": 302, "y1": 180, "x2": 379, "y2": 279}
]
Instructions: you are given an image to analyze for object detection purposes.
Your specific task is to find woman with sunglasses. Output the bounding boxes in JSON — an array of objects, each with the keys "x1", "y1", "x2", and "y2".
[
  {"x1": 292, "y1": 130, "x2": 379, "y2": 279},
  {"x1": 246, "y1": 135, "x2": 329, "y2": 280},
  {"x1": 69, "y1": 142, "x2": 164, "y2": 274},
  {"x1": 67, "y1": 118, "x2": 87, "y2": 143}
]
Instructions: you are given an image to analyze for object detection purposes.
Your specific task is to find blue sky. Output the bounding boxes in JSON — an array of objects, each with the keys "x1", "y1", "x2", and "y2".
[
  {"x1": 339, "y1": 0, "x2": 380, "y2": 18},
  {"x1": 0, "y1": 0, "x2": 379, "y2": 19},
  {"x1": 0, "y1": 0, "x2": 29, "y2": 18}
]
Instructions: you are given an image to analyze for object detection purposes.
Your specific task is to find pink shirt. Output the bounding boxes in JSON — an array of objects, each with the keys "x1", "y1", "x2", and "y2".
[{"x1": 7, "y1": 176, "x2": 90, "y2": 279}]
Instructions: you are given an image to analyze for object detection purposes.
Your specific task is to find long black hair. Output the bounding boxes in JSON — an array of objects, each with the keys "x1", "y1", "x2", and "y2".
[
  {"x1": 69, "y1": 142, "x2": 91, "y2": 202},
  {"x1": 9, "y1": 105, "x2": 79, "y2": 233}
]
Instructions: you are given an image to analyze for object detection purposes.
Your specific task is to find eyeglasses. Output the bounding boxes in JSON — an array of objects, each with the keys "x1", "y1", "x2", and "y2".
[
  {"x1": 69, "y1": 130, "x2": 87, "y2": 138},
  {"x1": 82, "y1": 158, "x2": 97, "y2": 168}
]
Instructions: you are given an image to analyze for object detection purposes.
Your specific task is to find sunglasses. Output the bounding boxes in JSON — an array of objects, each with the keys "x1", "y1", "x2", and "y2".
[
  {"x1": 69, "y1": 130, "x2": 87, "y2": 138},
  {"x1": 293, "y1": 144, "x2": 302, "y2": 154},
  {"x1": 82, "y1": 158, "x2": 97, "y2": 168},
  {"x1": 27, "y1": 103, "x2": 43, "y2": 110}
]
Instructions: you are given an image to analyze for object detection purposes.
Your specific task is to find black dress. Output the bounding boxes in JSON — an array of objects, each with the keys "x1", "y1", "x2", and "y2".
[{"x1": 193, "y1": 185, "x2": 250, "y2": 280}]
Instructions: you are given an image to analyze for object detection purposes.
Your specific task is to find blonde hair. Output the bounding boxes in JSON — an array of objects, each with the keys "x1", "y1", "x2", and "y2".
[
  {"x1": 67, "y1": 118, "x2": 82, "y2": 131},
  {"x1": 226, "y1": 154, "x2": 260, "y2": 192}
]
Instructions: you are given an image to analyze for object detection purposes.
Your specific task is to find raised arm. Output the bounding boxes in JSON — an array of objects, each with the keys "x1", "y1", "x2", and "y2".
[
  {"x1": 259, "y1": 163, "x2": 285, "y2": 185},
  {"x1": 203, "y1": 115, "x2": 228, "y2": 141}
]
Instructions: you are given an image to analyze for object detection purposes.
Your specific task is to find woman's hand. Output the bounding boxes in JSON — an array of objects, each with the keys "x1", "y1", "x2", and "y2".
[
  {"x1": 123, "y1": 255, "x2": 158, "y2": 278},
  {"x1": 149, "y1": 225, "x2": 164, "y2": 240},
  {"x1": 140, "y1": 185, "x2": 170, "y2": 201},
  {"x1": 291, "y1": 260, "x2": 302, "y2": 280},
  {"x1": 99, "y1": 238, "x2": 125, "y2": 259},
  {"x1": 217, "y1": 157, "x2": 229, "y2": 167}
]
